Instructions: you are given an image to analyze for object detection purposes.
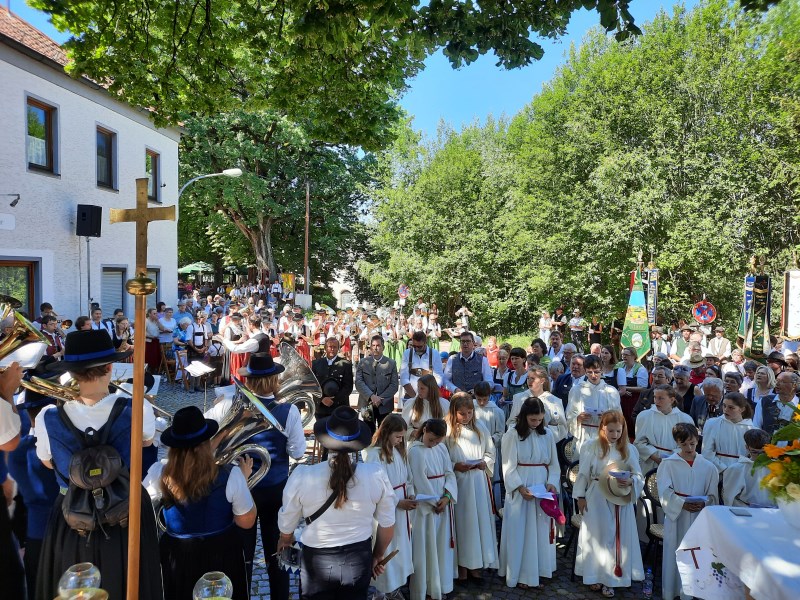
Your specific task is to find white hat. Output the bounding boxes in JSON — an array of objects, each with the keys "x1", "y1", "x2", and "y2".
[{"x1": 598, "y1": 462, "x2": 636, "y2": 506}]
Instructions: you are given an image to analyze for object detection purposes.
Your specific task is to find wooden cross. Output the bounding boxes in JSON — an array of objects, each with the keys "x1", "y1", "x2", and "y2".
[{"x1": 109, "y1": 178, "x2": 176, "y2": 271}]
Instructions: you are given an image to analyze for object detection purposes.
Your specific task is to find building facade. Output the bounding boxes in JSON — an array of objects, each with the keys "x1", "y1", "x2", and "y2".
[{"x1": 0, "y1": 6, "x2": 179, "y2": 322}]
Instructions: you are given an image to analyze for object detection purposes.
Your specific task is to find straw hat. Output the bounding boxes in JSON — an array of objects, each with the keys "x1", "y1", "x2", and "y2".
[{"x1": 598, "y1": 462, "x2": 636, "y2": 506}]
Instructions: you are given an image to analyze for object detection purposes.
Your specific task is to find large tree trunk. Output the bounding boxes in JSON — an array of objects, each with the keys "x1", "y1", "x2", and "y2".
[{"x1": 252, "y1": 215, "x2": 276, "y2": 278}]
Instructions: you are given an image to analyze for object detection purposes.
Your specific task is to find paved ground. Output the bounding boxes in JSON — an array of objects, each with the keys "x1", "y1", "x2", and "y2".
[{"x1": 154, "y1": 379, "x2": 664, "y2": 600}]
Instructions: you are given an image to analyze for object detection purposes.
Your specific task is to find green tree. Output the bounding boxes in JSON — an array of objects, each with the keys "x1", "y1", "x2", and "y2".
[
  {"x1": 179, "y1": 111, "x2": 374, "y2": 282},
  {"x1": 363, "y1": 0, "x2": 800, "y2": 334}
]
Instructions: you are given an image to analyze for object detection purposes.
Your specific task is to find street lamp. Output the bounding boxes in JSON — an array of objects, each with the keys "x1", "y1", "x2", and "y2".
[{"x1": 178, "y1": 167, "x2": 243, "y2": 199}]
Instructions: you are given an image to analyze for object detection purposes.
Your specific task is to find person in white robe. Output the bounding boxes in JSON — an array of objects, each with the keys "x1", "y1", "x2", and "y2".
[
  {"x1": 566, "y1": 358, "x2": 621, "y2": 451},
  {"x1": 499, "y1": 397, "x2": 560, "y2": 589},
  {"x1": 362, "y1": 414, "x2": 416, "y2": 596},
  {"x1": 473, "y1": 381, "x2": 506, "y2": 506},
  {"x1": 508, "y1": 366, "x2": 568, "y2": 442},
  {"x1": 407, "y1": 419, "x2": 457, "y2": 600},
  {"x1": 401, "y1": 374, "x2": 450, "y2": 439},
  {"x1": 446, "y1": 393, "x2": 498, "y2": 580},
  {"x1": 657, "y1": 423, "x2": 719, "y2": 600},
  {"x1": 722, "y1": 429, "x2": 774, "y2": 507},
  {"x1": 700, "y1": 392, "x2": 753, "y2": 474},
  {"x1": 634, "y1": 385, "x2": 694, "y2": 475},
  {"x1": 573, "y1": 411, "x2": 644, "y2": 596}
]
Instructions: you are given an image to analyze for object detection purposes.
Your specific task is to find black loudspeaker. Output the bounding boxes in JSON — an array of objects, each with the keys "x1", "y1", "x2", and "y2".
[{"x1": 76, "y1": 204, "x2": 102, "y2": 237}]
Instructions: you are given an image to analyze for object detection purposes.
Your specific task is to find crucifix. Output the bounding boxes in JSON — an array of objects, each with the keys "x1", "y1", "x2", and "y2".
[{"x1": 109, "y1": 177, "x2": 175, "y2": 600}]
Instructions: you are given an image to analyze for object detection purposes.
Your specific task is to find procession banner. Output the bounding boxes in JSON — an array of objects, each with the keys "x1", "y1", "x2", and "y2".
[
  {"x1": 646, "y1": 267, "x2": 658, "y2": 326},
  {"x1": 781, "y1": 269, "x2": 800, "y2": 341},
  {"x1": 736, "y1": 275, "x2": 756, "y2": 341},
  {"x1": 743, "y1": 275, "x2": 771, "y2": 360},
  {"x1": 621, "y1": 268, "x2": 651, "y2": 360},
  {"x1": 281, "y1": 272, "x2": 295, "y2": 294}
]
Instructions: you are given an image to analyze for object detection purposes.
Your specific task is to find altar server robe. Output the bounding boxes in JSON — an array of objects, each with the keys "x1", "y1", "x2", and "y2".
[
  {"x1": 362, "y1": 446, "x2": 415, "y2": 593},
  {"x1": 700, "y1": 416, "x2": 753, "y2": 473},
  {"x1": 499, "y1": 427, "x2": 560, "y2": 587},
  {"x1": 447, "y1": 422, "x2": 498, "y2": 570},
  {"x1": 573, "y1": 440, "x2": 644, "y2": 588},
  {"x1": 634, "y1": 406, "x2": 694, "y2": 474},
  {"x1": 407, "y1": 441, "x2": 458, "y2": 600},
  {"x1": 657, "y1": 453, "x2": 719, "y2": 600},
  {"x1": 566, "y1": 381, "x2": 621, "y2": 451}
]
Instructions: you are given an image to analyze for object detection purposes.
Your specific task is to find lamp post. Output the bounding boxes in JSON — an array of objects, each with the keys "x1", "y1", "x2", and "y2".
[{"x1": 178, "y1": 167, "x2": 243, "y2": 200}]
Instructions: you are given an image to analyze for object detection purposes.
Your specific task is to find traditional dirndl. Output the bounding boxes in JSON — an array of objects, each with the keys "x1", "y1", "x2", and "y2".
[
  {"x1": 450, "y1": 338, "x2": 461, "y2": 353},
  {"x1": 160, "y1": 525, "x2": 248, "y2": 600},
  {"x1": 384, "y1": 339, "x2": 401, "y2": 364},
  {"x1": 428, "y1": 336, "x2": 440, "y2": 352},
  {"x1": 36, "y1": 486, "x2": 163, "y2": 600},
  {"x1": 230, "y1": 352, "x2": 250, "y2": 381},
  {"x1": 296, "y1": 338, "x2": 312, "y2": 365}
]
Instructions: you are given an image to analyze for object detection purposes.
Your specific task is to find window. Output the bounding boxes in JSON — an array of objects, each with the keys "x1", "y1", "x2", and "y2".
[
  {"x1": 146, "y1": 268, "x2": 160, "y2": 310},
  {"x1": 0, "y1": 260, "x2": 37, "y2": 316},
  {"x1": 102, "y1": 268, "x2": 126, "y2": 316},
  {"x1": 145, "y1": 150, "x2": 160, "y2": 201},
  {"x1": 97, "y1": 127, "x2": 116, "y2": 189},
  {"x1": 26, "y1": 98, "x2": 56, "y2": 172}
]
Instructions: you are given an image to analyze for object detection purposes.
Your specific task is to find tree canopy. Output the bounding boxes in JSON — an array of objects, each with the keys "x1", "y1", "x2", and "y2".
[
  {"x1": 23, "y1": 0, "x2": 693, "y2": 148},
  {"x1": 178, "y1": 111, "x2": 373, "y2": 280},
  {"x1": 360, "y1": 0, "x2": 800, "y2": 333}
]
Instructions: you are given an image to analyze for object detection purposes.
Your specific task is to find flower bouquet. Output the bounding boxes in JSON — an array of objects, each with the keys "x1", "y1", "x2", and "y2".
[{"x1": 754, "y1": 401, "x2": 800, "y2": 525}]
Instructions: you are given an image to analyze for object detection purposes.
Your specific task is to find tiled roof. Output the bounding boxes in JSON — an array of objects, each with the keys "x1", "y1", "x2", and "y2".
[{"x1": 0, "y1": 6, "x2": 68, "y2": 66}]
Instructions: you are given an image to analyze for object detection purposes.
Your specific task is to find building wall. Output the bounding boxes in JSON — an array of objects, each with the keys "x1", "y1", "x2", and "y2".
[{"x1": 0, "y1": 44, "x2": 179, "y2": 321}]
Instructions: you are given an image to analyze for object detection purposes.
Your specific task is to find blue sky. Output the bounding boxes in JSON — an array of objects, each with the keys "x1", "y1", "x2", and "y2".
[{"x1": 11, "y1": 1, "x2": 697, "y2": 139}]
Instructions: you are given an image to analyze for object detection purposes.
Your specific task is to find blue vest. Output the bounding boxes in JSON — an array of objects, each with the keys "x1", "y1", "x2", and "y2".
[
  {"x1": 249, "y1": 400, "x2": 291, "y2": 489},
  {"x1": 7, "y1": 435, "x2": 60, "y2": 539},
  {"x1": 43, "y1": 398, "x2": 133, "y2": 488},
  {"x1": 162, "y1": 467, "x2": 233, "y2": 538},
  {"x1": 451, "y1": 353, "x2": 484, "y2": 392}
]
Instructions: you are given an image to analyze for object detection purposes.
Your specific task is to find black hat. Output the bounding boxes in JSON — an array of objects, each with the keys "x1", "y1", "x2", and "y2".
[
  {"x1": 322, "y1": 379, "x2": 340, "y2": 398},
  {"x1": 160, "y1": 406, "x2": 219, "y2": 448},
  {"x1": 238, "y1": 352, "x2": 285, "y2": 378},
  {"x1": 46, "y1": 330, "x2": 132, "y2": 373},
  {"x1": 313, "y1": 406, "x2": 372, "y2": 452},
  {"x1": 18, "y1": 356, "x2": 60, "y2": 410},
  {"x1": 123, "y1": 371, "x2": 156, "y2": 393},
  {"x1": 292, "y1": 313, "x2": 305, "y2": 322},
  {"x1": 767, "y1": 351, "x2": 787, "y2": 366}
]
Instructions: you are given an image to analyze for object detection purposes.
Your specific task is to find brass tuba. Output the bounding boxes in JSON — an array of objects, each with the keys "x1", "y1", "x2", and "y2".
[
  {"x1": 211, "y1": 380, "x2": 276, "y2": 489},
  {"x1": 275, "y1": 341, "x2": 321, "y2": 427},
  {"x1": 0, "y1": 303, "x2": 51, "y2": 369}
]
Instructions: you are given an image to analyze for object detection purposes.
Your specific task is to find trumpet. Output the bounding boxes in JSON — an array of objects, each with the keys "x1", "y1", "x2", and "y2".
[
  {"x1": 20, "y1": 375, "x2": 80, "y2": 403},
  {"x1": 60, "y1": 319, "x2": 73, "y2": 330},
  {"x1": 0, "y1": 303, "x2": 51, "y2": 370}
]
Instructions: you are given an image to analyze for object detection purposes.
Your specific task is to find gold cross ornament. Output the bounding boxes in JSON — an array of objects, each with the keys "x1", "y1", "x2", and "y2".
[{"x1": 110, "y1": 178, "x2": 176, "y2": 273}]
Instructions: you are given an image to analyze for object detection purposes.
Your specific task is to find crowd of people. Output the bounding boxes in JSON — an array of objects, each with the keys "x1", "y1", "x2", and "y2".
[{"x1": 2, "y1": 288, "x2": 800, "y2": 600}]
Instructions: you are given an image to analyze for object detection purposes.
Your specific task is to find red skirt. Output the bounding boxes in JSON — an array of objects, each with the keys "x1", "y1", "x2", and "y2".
[
  {"x1": 230, "y1": 352, "x2": 249, "y2": 380},
  {"x1": 145, "y1": 339, "x2": 161, "y2": 371},
  {"x1": 342, "y1": 337, "x2": 352, "y2": 355},
  {"x1": 296, "y1": 339, "x2": 312, "y2": 365}
]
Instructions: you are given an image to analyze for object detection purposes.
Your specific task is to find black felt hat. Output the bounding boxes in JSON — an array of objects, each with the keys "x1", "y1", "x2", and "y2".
[
  {"x1": 238, "y1": 352, "x2": 285, "y2": 378},
  {"x1": 160, "y1": 406, "x2": 219, "y2": 448},
  {"x1": 313, "y1": 406, "x2": 372, "y2": 452}
]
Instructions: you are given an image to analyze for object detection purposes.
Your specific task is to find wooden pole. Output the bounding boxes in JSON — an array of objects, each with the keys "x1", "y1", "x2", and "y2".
[
  {"x1": 304, "y1": 179, "x2": 310, "y2": 295},
  {"x1": 110, "y1": 178, "x2": 175, "y2": 600},
  {"x1": 125, "y1": 292, "x2": 146, "y2": 600}
]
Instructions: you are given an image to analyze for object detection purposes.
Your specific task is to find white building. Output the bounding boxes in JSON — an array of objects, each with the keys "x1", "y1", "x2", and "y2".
[{"x1": 0, "y1": 6, "x2": 179, "y2": 322}]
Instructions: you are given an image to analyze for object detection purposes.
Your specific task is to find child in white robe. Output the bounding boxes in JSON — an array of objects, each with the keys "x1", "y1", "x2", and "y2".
[
  {"x1": 722, "y1": 428, "x2": 775, "y2": 507},
  {"x1": 634, "y1": 385, "x2": 694, "y2": 475},
  {"x1": 499, "y1": 396, "x2": 560, "y2": 590},
  {"x1": 658, "y1": 422, "x2": 719, "y2": 600},
  {"x1": 402, "y1": 373, "x2": 450, "y2": 439},
  {"x1": 508, "y1": 366, "x2": 569, "y2": 442},
  {"x1": 566, "y1": 365, "x2": 621, "y2": 452},
  {"x1": 362, "y1": 414, "x2": 416, "y2": 597},
  {"x1": 700, "y1": 392, "x2": 753, "y2": 474},
  {"x1": 446, "y1": 392, "x2": 499, "y2": 583},
  {"x1": 573, "y1": 410, "x2": 644, "y2": 597},
  {"x1": 473, "y1": 381, "x2": 506, "y2": 507},
  {"x1": 408, "y1": 418, "x2": 458, "y2": 600}
]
